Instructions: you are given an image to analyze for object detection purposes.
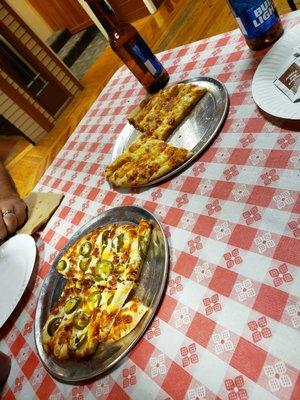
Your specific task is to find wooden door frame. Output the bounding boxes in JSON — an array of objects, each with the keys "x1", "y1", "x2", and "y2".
[
  {"x1": 0, "y1": 74, "x2": 54, "y2": 131},
  {"x1": 27, "y1": 0, "x2": 93, "y2": 34},
  {"x1": 0, "y1": 22, "x2": 72, "y2": 99},
  {"x1": 0, "y1": 2, "x2": 83, "y2": 90}
]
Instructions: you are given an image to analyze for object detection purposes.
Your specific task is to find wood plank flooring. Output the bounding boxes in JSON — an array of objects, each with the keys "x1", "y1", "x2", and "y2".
[{"x1": 3, "y1": 0, "x2": 292, "y2": 197}]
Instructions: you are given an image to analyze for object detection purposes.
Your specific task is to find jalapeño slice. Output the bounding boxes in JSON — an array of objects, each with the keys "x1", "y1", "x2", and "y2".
[
  {"x1": 95, "y1": 260, "x2": 113, "y2": 278},
  {"x1": 114, "y1": 233, "x2": 124, "y2": 252},
  {"x1": 72, "y1": 332, "x2": 87, "y2": 350},
  {"x1": 47, "y1": 317, "x2": 62, "y2": 336},
  {"x1": 75, "y1": 280, "x2": 82, "y2": 289},
  {"x1": 88, "y1": 291, "x2": 102, "y2": 306},
  {"x1": 79, "y1": 256, "x2": 91, "y2": 272},
  {"x1": 114, "y1": 263, "x2": 126, "y2": 273},
  {"x1": 56, "y1": 259, "x2": 67, "y2": 272},
  {"x1": 64, "y1": 296, "x2": 80, "y2": 314},
  {"x1": 138, "y1": 235, "x2": 149, "y2": 258},
  {"x1": 79, "y1": 241, "x2": 92, "y2": 257},
  {"x1": 74, "y1": 311, "x2": 91, "y2": 330},
  {"x1": 83, "y1": 273, "x2": 96, "y2": 281},
  {"x1": 107, "y1": 292, "x2": 114, "y2": 307},
  {"x1": 84, "y1": 273, "x2": 102, "y2": 283},
  {"x1": 101, "y1": 230, "x2": 110, "y2": 247}
]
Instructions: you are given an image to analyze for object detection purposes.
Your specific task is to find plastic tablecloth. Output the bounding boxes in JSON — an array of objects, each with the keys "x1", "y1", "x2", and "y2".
[{"x1": 1, "y1": 11, "x2": 299, "y2": 400}]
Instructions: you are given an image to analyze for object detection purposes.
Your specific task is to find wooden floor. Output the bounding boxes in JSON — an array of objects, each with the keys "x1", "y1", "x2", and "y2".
[{"x1": 3, "y1": 0, "x2": 292, "y2": 197}]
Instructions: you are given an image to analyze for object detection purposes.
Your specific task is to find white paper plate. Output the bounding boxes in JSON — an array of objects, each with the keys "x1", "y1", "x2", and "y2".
[
  {"x1": 252, "y1": 24, "x2": 300, "y2": 120},
  {"x1": 0, "y1": 234, "x2": 36, "y2": 327}
]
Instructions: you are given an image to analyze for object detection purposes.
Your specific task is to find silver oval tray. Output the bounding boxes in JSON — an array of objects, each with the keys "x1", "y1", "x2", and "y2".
[
  {"x1": 34, "y1": 206, "x2": 169, "y2": 383},
  {"x1": 112, "y1": 77, "x2": 229, "y2": 187}
]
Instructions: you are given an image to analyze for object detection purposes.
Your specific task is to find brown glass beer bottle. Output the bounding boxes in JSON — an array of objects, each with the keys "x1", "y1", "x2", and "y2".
[{"x1": 85, "y1": 0, "x2": 169, "y2": 93}]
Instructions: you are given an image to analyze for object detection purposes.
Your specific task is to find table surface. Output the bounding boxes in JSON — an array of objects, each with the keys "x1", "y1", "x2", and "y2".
[{"x1": 1, "y1": 11, "x2": 300, "y2": 400}]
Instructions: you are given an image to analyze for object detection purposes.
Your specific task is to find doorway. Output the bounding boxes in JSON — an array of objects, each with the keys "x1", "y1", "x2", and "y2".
[{"x1": 26, "y1": 0, "x2": 93, "y2": 34}]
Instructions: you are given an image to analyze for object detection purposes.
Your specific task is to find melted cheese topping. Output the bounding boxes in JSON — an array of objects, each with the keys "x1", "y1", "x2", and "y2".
[
  {"x1": 128, "y1": 83, "x2": 207, "y2": 141},
  {"x1": 105, "y1": 138, "x2": 193, "y2": 187},
  {"x1": 43, "y1": 220, "x2": 152, "y2": 359},
  {"x1": 107, "y1": 299, "x2": 149, "y2": 342}
]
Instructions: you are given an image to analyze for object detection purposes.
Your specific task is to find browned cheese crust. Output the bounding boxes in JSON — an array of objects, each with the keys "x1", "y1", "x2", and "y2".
[
  {"x1": 128, "y1": 83, "x2": 207, "y2": 141},
  {"x1": 105, "y1": 137, "x2": 193, "y2": 187}
]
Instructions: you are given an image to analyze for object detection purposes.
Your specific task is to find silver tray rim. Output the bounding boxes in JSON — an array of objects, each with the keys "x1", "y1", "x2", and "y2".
[
  {"x1": 34, "y1": 205, "x2": 169, "y2": 383},
  {"x1": 111, "y1": 76, "x2": 229, "y2": 188}
]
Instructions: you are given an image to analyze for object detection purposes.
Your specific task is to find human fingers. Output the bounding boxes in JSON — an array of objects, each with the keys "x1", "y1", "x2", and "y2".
[
  {"x1": 11, "y1": 199, "x2": 27, "y2": 227},
  {"x1": 0, "y1": 214, "x2": 8, "y2": 241},
  {"x1": 2, "y1": 210, "x2": 18, "y2": 234}
]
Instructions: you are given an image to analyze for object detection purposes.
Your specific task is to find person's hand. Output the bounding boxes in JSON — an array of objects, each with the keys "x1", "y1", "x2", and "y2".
[{"x1": 0, "y1": 194, "x2": 27, "y2": 241}]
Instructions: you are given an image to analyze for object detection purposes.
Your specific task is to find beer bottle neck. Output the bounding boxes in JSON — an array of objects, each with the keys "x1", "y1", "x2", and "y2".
[{"x1": 85, "y1": 0, "x2": 122, "y2": 35}]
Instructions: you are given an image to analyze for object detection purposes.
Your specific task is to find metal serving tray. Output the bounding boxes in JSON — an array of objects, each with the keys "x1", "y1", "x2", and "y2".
[
  {"x1": 112, "y1": 77, "x2": 229, "y2": 187},
  {"x1": 34, "y1": 206, "x2": 169, "y2": 383}
]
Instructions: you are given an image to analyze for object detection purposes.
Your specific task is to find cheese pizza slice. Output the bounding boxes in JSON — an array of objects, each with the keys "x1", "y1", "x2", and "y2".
[
  {"x1": 49, "y1": 306, "x2": 100, "y2": 360},
  {"x1": 105, "y1": 137, "x2": 193, "y2": 187},
  {"x1": 72, "y1": 280, "x2": 135, "y2": 357},
  {"x1": 55, "y1": 220, "x2": 152, "y2": 285},
  {"x1": 118, "y1": 219, "x2": 152, "y2": 281},
  {"x1": 106, "y1": 298, "x2": 149, "y2": 342},
  {"x1": 91, "y1": 223, "x2": 139, "y2": 283},
  {"x1": 128, "y1": 83, "x2": 207, "y2": 141},
  {"x1": 54, "y1": 224, "x2": 131, "y2": 282},
  {"x1": 55, "y1": 228, "x2": 101, "y2": 280},
  {"x1": 95, "y1": 280, "x2": 135, "y2": 342},
  {"x1": 43, "y1": 280, "x2": 134, "y2": 359},
  {"x1": 41, "y1": 277, "x2": 96, "y2": 355}
]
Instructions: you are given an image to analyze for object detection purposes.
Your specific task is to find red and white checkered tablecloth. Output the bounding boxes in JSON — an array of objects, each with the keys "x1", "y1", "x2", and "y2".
[{"x1": 1, "y1": 11, "x2": 300, "y2": 400}]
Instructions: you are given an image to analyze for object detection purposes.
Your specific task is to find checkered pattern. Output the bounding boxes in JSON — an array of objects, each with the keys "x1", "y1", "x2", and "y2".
[{"x1": 1, "y1": 12, "x2": 300, "y2": 400}]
